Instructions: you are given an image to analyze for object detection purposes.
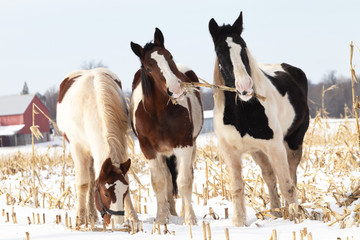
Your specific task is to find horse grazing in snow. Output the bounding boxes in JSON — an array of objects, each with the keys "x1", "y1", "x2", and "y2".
[
  {"x1": 130, "y1": 28, "x2": 203, "y2": 225},
  {"x1": 209, "y1": 12, "x2": 309, "y2": 226},
  {"x1": 56, "y1": 68, "x2": 138, "y2": 226}
]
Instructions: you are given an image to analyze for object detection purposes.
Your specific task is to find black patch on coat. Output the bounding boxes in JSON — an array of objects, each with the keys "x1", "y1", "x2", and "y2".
[
  {"x1": 263, "y1": 63, "x2": 309, "y2": 150},
  {"x1": 165, "y1": 155, "x2": 178, "y2": 196},
  {"x1": 223, "y1": 91, "x2": 273, "y2": 139}
]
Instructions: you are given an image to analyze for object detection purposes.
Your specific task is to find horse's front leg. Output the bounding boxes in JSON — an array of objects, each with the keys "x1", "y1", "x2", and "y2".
[
  {"x1": 87, "y1": 162, "x2": 98, "y2": 224},
  {"x1": 71, "y1": 144, "x2": 91, "y2": 226},
  {"x1": 124, "y1": 174, "x2": 139, "y2": 222},
  {"x1": 174, "y1": 146, "x2": 196, "y2": 225},
  {"x1": 149, "y1": 155, "x2": 171, "y2": 224},
  {"x1": 220, "y1": 141, "x2": 246, "y2": 227}
]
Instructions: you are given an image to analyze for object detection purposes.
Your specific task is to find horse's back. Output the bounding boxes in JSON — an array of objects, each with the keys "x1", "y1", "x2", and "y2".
[
  {"x1": 259, "y1": 63, "x2": 308, "y2": 97},
  {"x1": 57, "y1": 68, "x2": 127, "y2": 148},
  {"x1": 259, "y1": 63, "x2": 309, "y2": 149}
]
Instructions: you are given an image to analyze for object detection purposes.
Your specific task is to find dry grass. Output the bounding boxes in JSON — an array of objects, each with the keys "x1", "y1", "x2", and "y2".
[{"x1": 1, "y1": 114, "x2": 360, "y2": 231}]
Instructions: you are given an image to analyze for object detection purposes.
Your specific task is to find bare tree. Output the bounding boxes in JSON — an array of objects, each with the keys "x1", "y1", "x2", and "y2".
[
  {"x1": 43, "y1": 86, "x2": 59, "y2": 121},
  {"x1": 80, "y1": 60, "x2": 107, "y2": 70},
  {"x1": 308, "y1": 71, "x2": 360, "y2": 118}
]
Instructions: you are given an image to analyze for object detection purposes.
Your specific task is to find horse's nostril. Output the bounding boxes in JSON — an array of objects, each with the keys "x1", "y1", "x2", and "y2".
[
  {"x1": 167, "y1": 88, "x2": 173, "y2": 96},
  {"x1": 242, "y1": 90, "x2": 247, "y2": 95}
]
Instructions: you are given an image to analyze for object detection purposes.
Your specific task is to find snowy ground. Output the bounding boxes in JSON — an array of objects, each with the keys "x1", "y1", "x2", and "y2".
[{"x1": 1, "y1": 122, "x2": 360, "y2": 239}]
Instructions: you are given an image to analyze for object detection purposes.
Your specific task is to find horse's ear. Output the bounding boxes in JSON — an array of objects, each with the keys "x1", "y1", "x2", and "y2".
[
  {"x1": 154, "y1": 28, "x2": 164, "y2": 47},
  {"x1": 209, "y1": 18, "x2": 219, "y2": 41},
  {"x1": 100, "y1": 158, "x2": 113, "y2": 176},
  {"x1": 232, "y1": 11, "x2": 243, "y2": 35},
  {"x1": 120, "y1": 158, "x2": 131, "y2": 175},
  {"x1": 131, "y1": 42, "x2": 144, "y2": 59}
]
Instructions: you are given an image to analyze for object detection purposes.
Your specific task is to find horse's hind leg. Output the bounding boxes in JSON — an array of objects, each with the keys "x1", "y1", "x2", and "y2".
[
  {"x1": 71, "y1": 143, "x2": 91, "y2": 226},
  {"x1": 174, "y1": 146, "x2": 196, "y2": 225},
  {"x1": 285, "y1": 143, "x2": 303, "y2": 186},
  {"x1": 165, "y1": 155, "x2": 178, "y2": 217},
  {"x1": 87, "y1": 159, "x2": 98, "y2": 224},
  {"x1": 149, "y1": 155, "x2": 171, "y2": 224},
  {"x1": 251, "y1": 151, "x2": 281, "y2": 217},
  {"x1": 266, "y1": 144, "x2": 298, "y2": 205}
]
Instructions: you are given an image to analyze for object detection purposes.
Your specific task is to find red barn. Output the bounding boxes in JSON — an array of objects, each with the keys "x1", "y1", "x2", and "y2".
[{"x1": 0, "y1": 94, "x2": 50, "y2": 146}]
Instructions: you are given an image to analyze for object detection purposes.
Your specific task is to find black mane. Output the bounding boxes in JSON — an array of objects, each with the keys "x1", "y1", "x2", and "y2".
[
  {"x1": 213, "y1": 24, "x2": 246, "y2": 46},
  {"x1": 143, "y1": 42, "x2": 160, "y2": 52},
  {"x1": 141, "y1": 67, "x2": 153, "y2": 98}
]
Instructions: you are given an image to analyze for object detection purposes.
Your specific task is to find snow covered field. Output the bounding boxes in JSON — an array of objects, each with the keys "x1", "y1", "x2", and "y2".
[{"x1": 1, "y1": 119, "x2": 360, "y2": 239}]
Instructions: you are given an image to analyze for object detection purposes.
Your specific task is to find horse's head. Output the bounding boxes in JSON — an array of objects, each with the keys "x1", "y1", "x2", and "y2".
[
  {"x1": 95, "y1": 158, "x2": 130, "y2": 226},
  {"x1": 209, "y1": 12, "x2": 254, "y2": 102},
  {"x1": 131, "y1": 28, "x2": 185, "y2": 100}
]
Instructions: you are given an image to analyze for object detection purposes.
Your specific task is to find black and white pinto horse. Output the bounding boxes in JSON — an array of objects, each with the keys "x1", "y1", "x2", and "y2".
[
  {"x1": 209, "y1": 12, "x2": 309, "y2": 226},
  {"x1": 130, "y1": 28, "x2": 203, "y2": 225}
]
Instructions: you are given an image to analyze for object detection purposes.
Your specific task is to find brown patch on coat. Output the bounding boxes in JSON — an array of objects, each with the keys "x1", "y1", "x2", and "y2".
[
  {"x1": 57, "y1": 75, "x2": 81, "y2": 103},
  {"x1": 103, "y1": 72, "x2": 122, "y2": 89}
]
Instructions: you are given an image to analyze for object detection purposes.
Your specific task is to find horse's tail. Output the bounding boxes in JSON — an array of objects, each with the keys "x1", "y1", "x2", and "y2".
[{"x1": 166, "y1": 155, "x2": 178, "y2": 197}]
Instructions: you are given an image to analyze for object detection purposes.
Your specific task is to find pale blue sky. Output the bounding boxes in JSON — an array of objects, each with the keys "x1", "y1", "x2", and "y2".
[{"x1": 1, "y1": 0, "x2": 359, "y2": 96}]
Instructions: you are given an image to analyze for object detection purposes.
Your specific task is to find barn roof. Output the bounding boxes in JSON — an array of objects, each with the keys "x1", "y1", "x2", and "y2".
[
  {"x1": 0, "y1": 124, "x2": 25, "y2": 136},
  {"x1": 0, "y1": 94, "x2": 36, "y2": 116}
]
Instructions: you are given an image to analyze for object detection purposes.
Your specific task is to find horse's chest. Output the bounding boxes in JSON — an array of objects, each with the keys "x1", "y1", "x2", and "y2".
[
  {"x1": 221, "y1": 92, "x2": 274, "y2": 140},
  {"x1": 134, "y1": 101, "x2": 193, "y2": 145}
]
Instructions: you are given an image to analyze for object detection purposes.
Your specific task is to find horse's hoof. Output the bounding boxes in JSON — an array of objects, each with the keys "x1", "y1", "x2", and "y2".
[
  {"x1": 156, "y1": 214, "x2": 169, "y2": 225},
  {"x1": 184, "y1": 217, "x2": 197, "y2": 226},
  {"x1": 127, "y1": 210, "x2": 139, "y2": 222},
  {"x1": 156, "y1": 218, "x2": 169, "y2": 225},
  {"x1": 232, "y1": 216, "x2": 247, "y2": 227},
  {"x1": 271, "y1": 209, "x2": 283, "y2": 218},
  {"x1": 75, "y1": 215, "x2": 86, "y2": 226}
]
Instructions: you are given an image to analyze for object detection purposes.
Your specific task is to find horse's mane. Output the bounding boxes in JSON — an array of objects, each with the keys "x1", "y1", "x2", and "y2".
[
  {"x1": 143, "y1": 42, "x2": 157, "y2": 52},
  {"x1": 245, "y1": 48, "x2": 265, "y2": 90},
  {"x1": 94, "y1": 68, "x2": 129, "y2": 166}
]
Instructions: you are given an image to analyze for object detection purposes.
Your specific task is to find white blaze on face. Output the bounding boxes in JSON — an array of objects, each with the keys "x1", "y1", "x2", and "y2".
[
  {"x1": 151, "y1": 51, "x2": 184, "y2": 98},
  {"x1": 225, "y1": 37, "x2": 253, "y2": 101},
  {"x1": 108, "y1": 179, "x2": 128, "y2": 225}
]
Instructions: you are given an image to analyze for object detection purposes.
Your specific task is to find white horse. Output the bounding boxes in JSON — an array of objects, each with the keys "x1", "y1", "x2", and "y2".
[{"x1": 57, "y1": 68, "x2": 138, "y2": 226}]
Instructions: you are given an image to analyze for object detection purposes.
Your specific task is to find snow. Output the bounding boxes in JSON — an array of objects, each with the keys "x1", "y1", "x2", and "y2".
[{"x1": 1, "y1": 122, "x2": 360, "y2": 240}]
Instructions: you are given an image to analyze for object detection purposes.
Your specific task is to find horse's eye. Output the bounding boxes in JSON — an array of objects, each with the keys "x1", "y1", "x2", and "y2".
[
  {"x1": 147, "y1": 68, "x2": 152, "y2": 73},
  {"x1": 104, "y1": 193, "x2": 109, "y2": 198}
]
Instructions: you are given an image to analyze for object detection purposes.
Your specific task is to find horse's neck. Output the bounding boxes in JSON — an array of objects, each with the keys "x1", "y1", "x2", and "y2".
[
  {"x1": 142, "y1": 79, "x2": 170, "y2": 112},
  {"x1": 246, "y1": 49, "x2": 271, "y2": 95}
]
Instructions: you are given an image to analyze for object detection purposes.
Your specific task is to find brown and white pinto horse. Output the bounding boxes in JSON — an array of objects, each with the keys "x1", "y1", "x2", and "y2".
[
  {"x1": 56, "y1": 68, "x2": 138, "y2": 226},
  {"x1": 130, "y1": 28, "x2": 203, "y2": 225},
  {"x1": 209, "y1": 13, "x2": 309, "y2": 226}
]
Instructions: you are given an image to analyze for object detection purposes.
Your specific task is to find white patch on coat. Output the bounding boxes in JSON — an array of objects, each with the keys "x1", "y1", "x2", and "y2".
[
  {"x1": 259, "y1": 63, "x2": 284, "y2": 77},
  {"x1": 176, "y1": 64, "x2": 203, "y2": 138},
  {"x1": 105, "y1": 182, "x2": 115, "y2": 189},
  {"x1": 226, "y1": 37, "x2": 253, "y2": 101},
  {"x1": 131, "y1": 82, "x2": 143, "y2": 135},
  {"x1": 109, "y1": 179, "x2": 128, "y2": 224},
  {"x1": 151, "y1": 51, "x2": 183, "y2": 98}
]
